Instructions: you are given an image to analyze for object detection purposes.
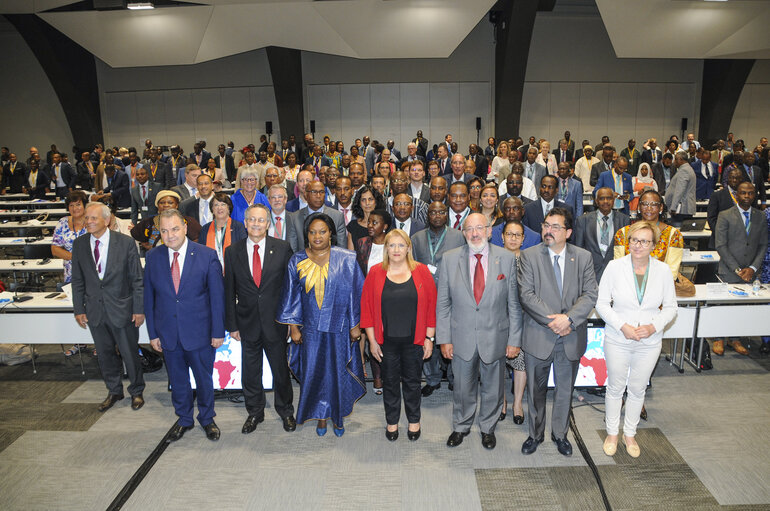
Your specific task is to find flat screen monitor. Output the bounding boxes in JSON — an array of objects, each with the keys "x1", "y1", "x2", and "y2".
[
  {"x1": 548, "y1": 322, "x2": 607, "y2": 388},
  {"x1": 190, "y1": 332, "x2": 273, "y2": 390}
]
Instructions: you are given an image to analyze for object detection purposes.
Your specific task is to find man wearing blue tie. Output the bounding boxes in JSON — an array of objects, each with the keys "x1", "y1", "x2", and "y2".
[
  {"x1": 144, "y1": 209, "x2": 226, "y2": 441},
  {"x1": 594, "y1": 156, "x2": 633, "y2": 215}
]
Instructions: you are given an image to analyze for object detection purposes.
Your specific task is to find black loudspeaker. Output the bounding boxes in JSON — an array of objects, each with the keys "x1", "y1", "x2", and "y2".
[
  {"x1": 476, "y1": 117, "x2": 482, "y2": 131},
  {"x1": 681, "y1": 118, "x2": 688, "y2": 131},
  {"x1": 310, "y1": 120, "x2": 316, "y2": 133},
  {"x1": 94, "y1": 0, "x2": 125, "y2": 10},
  {"x1": 266, "y1": 121, "x2": 273, "y2": 135}
]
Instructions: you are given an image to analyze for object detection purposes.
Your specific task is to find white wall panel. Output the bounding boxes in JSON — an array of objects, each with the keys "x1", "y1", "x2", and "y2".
[
  {"x1": 429, "y1": 83, "x2": 460, "y2": 147},
  {"x1": 104, "y1": 92, "x2": 139, "y2": 149},
  {"x1": 249, "y1": 86, "x2": 281, "y2": 145},
  {"x1": 633, "y1": 83, "x2": 663, "y2": 144},
  {"x1": 548, "y1": 83, "x2": 580, "y2": 146},
  {"x1": 162, "y1": 89, "x2": 194, "y2": 148},
  {"x1": 339, "y1": 84, "x2": 371, "y2": 148},
  {"x1": 578, "y1": 83, "x2": 609, "y2": 147},
  {"x1": 191, "y1": 89, "x2": 223, "y2": 146},
  {"x1": 607, "y1": 83, "x2": 638, "y2": 145},
  {"x1": 370, "y1": 84, "x2": 400, "y2": 149},
  {"x1": 306, "y1": 84, "x2": 340, "y2": 144},
  {"x1": 745, "y1": 85, "x2": 770, "y2": 147},
  {"x1": 520, "y1": 82, "x2": 550, "y2": 142},
  {"x1": 134, "y1": 91, "x2": 166, "y2": 147},
  {"x1": 663, "y1": 83, "x2": 696, "y2": 142},
  {"x1": 459, "y1": 82, "x2": 490, "y2": 149},
  {"x1": 399, "y1": 83, "x2": 430, "y2": 147},
  {"x1": 220, "y1": 87, "x2": 253, "y2": 150}
]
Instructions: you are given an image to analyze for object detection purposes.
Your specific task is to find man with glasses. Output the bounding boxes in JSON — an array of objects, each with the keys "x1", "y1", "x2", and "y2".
[
  {"x1": 519, "y1": 208, "x2": 597, "y2": 456},
  {"x1": 490, "y1": 196, "x2": 541, "y2": 249},
  {"x1": 287, "y1": 180, "x2": 346, "y2": 252},
  {"x1": 411, "y1": 201, "x2": 466, "y2": 397},
  {"x1": 391, "y1": 194, "x2": 425, "y2": 236},
  {"x1": 573, "y1": 187, "x2": 630, "y2": 281},
  {"x1": 389, "y1": 170, "x2": 427, "y2": 224},
  {"x1": 436, "y1": 213, "x2": 522, "y2": 450}
]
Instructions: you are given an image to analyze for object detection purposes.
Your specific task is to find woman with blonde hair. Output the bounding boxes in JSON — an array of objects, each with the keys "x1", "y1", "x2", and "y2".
[
  {"x1": 491, "y1": 141, "x2": 512, "y2": 184},
  {"x1": 361, "y1": 229, "x2": 437, "y2": 441},
  {"x1": 597, "y1": 220, "x2": 677, "y2": 458},
  {"x1": 536, "y1": 140, "x2": 558, "y2": 175}
]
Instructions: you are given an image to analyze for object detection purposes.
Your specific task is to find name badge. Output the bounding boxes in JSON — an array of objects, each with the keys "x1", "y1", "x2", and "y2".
[
  {"x1": 427, "y1": 264, "x2": 437, "y2": 274},
  {"x1": 141, "y1": 206, "x2": 148, "y2": 211}
]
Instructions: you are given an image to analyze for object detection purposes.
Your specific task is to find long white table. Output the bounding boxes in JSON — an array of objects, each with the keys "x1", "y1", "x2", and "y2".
[
  {"x1": 0, "y1": 193, "x2": 56, "y2": 201},
  {"x1": 0, "y1": 200, "x2": 65, "y2": 208},
  {"x1": 0, "y1": 209, "x2": 68, "y2": 218},
  {"x1": 0, "y1": 220, "x2": 60, "y2": 230},
  {"x1": 0, "y1": 237, "x2": 53, "y2": 247}
]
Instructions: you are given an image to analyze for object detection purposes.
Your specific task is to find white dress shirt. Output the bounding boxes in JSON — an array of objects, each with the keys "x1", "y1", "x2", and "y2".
[
  {"x1": 541, "y1": 198, "x2": 555, "y2": 217},
  {"x1": 247, "y1": 236, "x2": 266, "y2": 278},
  {"x1": 168, "y1": 238, "x2": 189, "y2": 276},
  {"x1": 199, "y1": 195, "x2": 212, "y2": 225},
  {"x1": 90, "y1": 229, "x2": 110, "y2": 280},
  {"x1": 395, "y1": 217, "x2": 412, "y2": 233},
  {"x1": 547, "y1": 245, "x2": 566, "y2": 289}
]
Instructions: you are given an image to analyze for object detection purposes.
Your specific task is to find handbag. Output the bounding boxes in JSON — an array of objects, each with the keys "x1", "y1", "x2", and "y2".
[{"x1": 675, "y1": 273, "x2": 695, "y2": 297}]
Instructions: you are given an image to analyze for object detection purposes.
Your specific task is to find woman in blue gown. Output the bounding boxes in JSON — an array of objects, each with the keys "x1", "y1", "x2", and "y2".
[{"x1": 278, "y1": 213, "x2": 366, "y2": 436}]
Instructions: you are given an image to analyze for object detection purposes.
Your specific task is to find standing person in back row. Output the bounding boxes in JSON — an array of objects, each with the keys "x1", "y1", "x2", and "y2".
[{"x1": 518, "y1": 208, "x2": 598, "y2": 457}]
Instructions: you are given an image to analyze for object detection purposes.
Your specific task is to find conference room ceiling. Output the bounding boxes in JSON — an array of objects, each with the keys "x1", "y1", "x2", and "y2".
[
  {"x1": 595, "y1": 0, "x2": 770, "y2": 59},
  {"x1": 1, "y1": 0, "x2": 498, "y2": 67}
]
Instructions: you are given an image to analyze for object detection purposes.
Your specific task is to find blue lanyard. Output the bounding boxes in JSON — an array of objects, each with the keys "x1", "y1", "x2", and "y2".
[{"x1": 634, "y1": 260, "x2": 650, "y2": 305}]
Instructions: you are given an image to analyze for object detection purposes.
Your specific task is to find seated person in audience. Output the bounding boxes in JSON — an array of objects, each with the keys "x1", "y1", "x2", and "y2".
[
  {"x1": 490, "y1": 196, "x2": 540, "y2": 250},
  {"x1": 130, "y1": 190, "x2": 201, "y2": 252},
  {"x1": 713, "y1": 182, "x2": 767, "y2": 356},
  {"x1": 199, "y1": 192, "x2": 247, "y2": 269},
  {"x1": 25, "y1": 159, "x2": 51, "y2": 199},
  {"x1": 3, "y1": 153, "x2": 27, "y2": 194},
  {"x1": 614, "y1": 189, "x2": 682, "y2": 279},
  {"x1": 555, "y1": 161, "x2": 584, "y2": 218},
  {"x1": 594, "y1": 156, "x2": 632, "y2": 215},
  {"x1": 180, "y1": 173, "x2": 216, "y2": 226},
  {"x1": 590, "y1": 145, "x2": 615, "y2": 189},
  {"x1": 130, "y1": 166, "x2": 159, "y2": 224},
  {"x1": 92, "y1": 163, "x2": 130, "y2": 208},
  {"x1": 522, "y1": 175, "x2": 573, "y2": 235},
  {"x1": 230, "y1": 168, "x2": 271, "y2": 225},
  {"x1": 574, "y1": 187, "x2": 631, "y2": 281}
]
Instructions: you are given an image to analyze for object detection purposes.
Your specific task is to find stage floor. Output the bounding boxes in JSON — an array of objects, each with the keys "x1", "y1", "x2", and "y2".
[{"x1": 0, "y1": 341, "x2": 768, "y2": 511}]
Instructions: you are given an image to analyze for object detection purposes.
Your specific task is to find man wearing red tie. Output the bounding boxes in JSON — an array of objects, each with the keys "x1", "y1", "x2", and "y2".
[
  {"x1": 224, "y1": 204, "x2": 296, "y2": 434},
  {"x1": 447, "y1": 182, "x2": 471, "y2": 230},
  {"x1": 144, "y1": 209, "x2": 225, "y2": 441},
  {"x1": 267, "y1": 184, "x2": 290, "y2": 241}
]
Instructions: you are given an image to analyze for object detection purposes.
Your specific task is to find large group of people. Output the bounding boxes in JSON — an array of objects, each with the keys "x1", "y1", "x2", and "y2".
[{"x1": 3, "y1": 129, "x2": 769, "y2": 457}]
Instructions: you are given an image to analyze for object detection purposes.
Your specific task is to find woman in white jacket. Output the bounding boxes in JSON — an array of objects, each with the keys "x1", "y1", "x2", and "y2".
[{"x1": 596, "y1": 220, "x2": 677, "y2": 458}]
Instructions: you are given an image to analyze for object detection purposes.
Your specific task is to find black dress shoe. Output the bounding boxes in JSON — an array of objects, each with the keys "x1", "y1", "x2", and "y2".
[
  {"x1": 407, "y1": 429, "x2": 421, "y2": 441},
  {"x1": 513, "y1": 414, "x2": 524, "y2": 425},
  {"x1": 242, "y1": 415, "x2": 264, "y2": 434},
  {"x1": 282, "y1": 415, "x2": 297, "y2": 432},
  {"x1": 761, "y1": 342, "x2": 770, "y2": 354},
  {"x1": 498, "y1": 411, "x2": 507, "y2": 422},
  {"x1": 551, "y1": 433, "x2": 572, "y2": 456},
  {"x1": 448, "y1": 382, "x2": 454, "y2": 391},
  {"x1": 446, "y1": 430, "x2": 469, "y2": 447},
  {"x1": 168, "y1": 422, "x2": 193, "y2": 442},
  {"x1": 385, "y1": 428, "x2": 399, "y2": 441},
  {"x1": 97, "y1": 394, "x2": 124, "y2": 412},
  {"x1": 130, "y1": 394, "x2": 144, "y2": 411},
  {"x1": 481, "y1": 432, "x2": 496, "y2": 450},
  {"x1": 521, "y1": 436, "x2": 543, "y2": 454},
  {"x1": 204, "y1": 421, "x2": 221, "y2": 441},
  {"x1": 421, "y1": 384, "x2": 440, "y2": 397}
]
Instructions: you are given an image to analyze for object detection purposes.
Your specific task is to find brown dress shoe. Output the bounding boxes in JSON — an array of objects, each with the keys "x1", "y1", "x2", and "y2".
[
  {"x1": 131, "y1": 394, "x2": 145, "y2": 410},
  {"x1": 712, "y1": 339, "x2": 724, "y2": 356},
  {"x1": 98, "y1": 394, "x2": 124, "y2": 412},
  {"x1": 729, "y1": 340, "x2": 749, "y2": 355}
]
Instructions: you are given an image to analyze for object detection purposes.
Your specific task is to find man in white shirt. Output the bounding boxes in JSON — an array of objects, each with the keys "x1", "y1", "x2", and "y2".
[
  {"x1": 180, "y1": 173, "x2": 214, "y2": 226},
  {"x1": 333, "y1": 176, "x2": 354, "y2": 226}
]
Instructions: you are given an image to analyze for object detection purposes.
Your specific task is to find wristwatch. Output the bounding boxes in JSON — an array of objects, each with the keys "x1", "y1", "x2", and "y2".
[
  {"x1": 568, "y1": 317, "x2": 575, "y2": 330},
  {"x1": 425, "y1": 336, "x2": 435, "y2": 343}
]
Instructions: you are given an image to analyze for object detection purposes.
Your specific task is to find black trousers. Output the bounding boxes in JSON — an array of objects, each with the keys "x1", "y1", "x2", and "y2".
[
  {"x1": 381, "y1": 335, "x2": 422, "y2": 425},
  {"x1": 90, "y1": 322, "x2": 145, "y2": 397},
  {"x1": 241, "y1": 330, "x2": 294, "y2": 419}
]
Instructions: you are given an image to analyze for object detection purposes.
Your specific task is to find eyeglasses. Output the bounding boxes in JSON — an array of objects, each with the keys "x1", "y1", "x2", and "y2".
[
  {"x1": 428, "y1": 210, "x2": 447, "y2": 216},
  {"x1": 503, "y1": 232, "x2": 524, "y2": 239},
  {"x1": 463, "y1": 225, "x2": 489, "y2": 233},
  {"x1": 639, "y1": 201, "x2": 661, "y2": 208},
  {"x1": 541, "y1": 222, "x2": 566, "y2": 232},
  {"x1": 628, "y1": 237, "x2": 653, "y2": 247},
  {"x1": 242, "y1": 177, "x2": 257, "y2": 183},
  {"x1": 307, "y1": 189, "x2": 325, "y2": 195}
]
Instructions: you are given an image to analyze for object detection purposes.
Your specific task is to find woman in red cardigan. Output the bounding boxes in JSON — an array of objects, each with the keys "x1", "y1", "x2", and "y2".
[{"x1": 361, "y1": 229, "x2": 437, "y2": 442}]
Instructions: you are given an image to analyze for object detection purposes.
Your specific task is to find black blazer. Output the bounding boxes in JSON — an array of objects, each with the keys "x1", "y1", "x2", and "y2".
[
  {"x1": 214, "y1": 154, "x2": 236, "y2": 182},
  {"x1": 145, "y1": 161, "x2": 173, "y2": 190},
  {"x1": 130, "y1": 180, "x2": 160, "y2": 223},
  {"x1": 223, "y1": 236, "x2": 292, "y2": 341},
  {"x1": 70, "y1": 231, "x2": 143, "y2": 328},
  {"x1": 198, "y1": 219, "x2": 248, "y2": 246},
  {"x1": 74, "y1": 161, "x2": 95, "y2": 190},
  {"x1": 573, "y1": 210, "x2": 630, "y2": 281},
  {"x1": 641, "y1": 148, "x2": 663, "y2": 166},
  {"x1": 707, "y1": 188, "x2": 736, "y2": 249},
  {"x1": 3, "y1": 161, "x2": 27, "y2": 193},
  {"x1": 105, "y1": 169, "x2": 131, "y2": 208},
  {"x1": 552, "y1": 148, "x2": 574, "y2": 164},
  {"x1": 522, "y1": 199, "x2": 573, "y2": 235},
  {"x1": 188, "y1": 151, "x2": 212, "y2": 170},
  {"x1": 25, "y1": 167, "x2": 51, "y2": 199},
  {"x1": 50, "y1": 162, "x2": 75, "y2": 188}
]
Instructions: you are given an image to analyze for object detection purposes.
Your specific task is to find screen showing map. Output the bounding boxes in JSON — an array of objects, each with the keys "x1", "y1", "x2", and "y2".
[
  {"x1": 548, "y1": 325, "x2": 607, "y2": 388},
  {"x1": 190, "y1": 332, "x2": 273, "y2": 390}
]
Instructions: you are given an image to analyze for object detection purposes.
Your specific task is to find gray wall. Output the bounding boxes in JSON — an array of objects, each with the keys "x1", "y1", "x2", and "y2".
[{"x1": 730, "y1": 60, "x2": 770, "y2": 149}]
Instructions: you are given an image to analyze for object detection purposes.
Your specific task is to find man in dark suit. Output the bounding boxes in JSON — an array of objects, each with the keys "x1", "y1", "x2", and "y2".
[
  {"x1": 391, "y1": 193, "x2": 426, "y2": 235},
  {"x1": 707, "y1": 168, "x2": 745, "y2": 249},
  {"x1": 498, "y1": 172, "x2": 534, "y2": 210},
  {"x1": 490, "y1": 196, "x2": 541, "y2": 249},
  {"x1": 25, "y1": 159, "x2": 51, "y2": 199},
  {"x1": 266, "y1": 184, "x2": 293, "y2": 242},
  {"x1": 620, "y1": 139, "x2": 641, "y2": 176},
  {"x1": 573, "y1": 188, "x2": 630, "y2": 281},
  {"x1": 168, "y1": 145, "x2": 187, "y2": 185},
  {"x1": 734, "y1": 151, "x2": 767, "y2": 204},
  {"x1": 386, "y1": 140, "x2": 401, "y2": 161},
  {"x1": 145, "y1": 149, "x2": 173, "y2": 190},
  {"x1": 215, "y1": 144, "x2": 236, "y2": 182},
  {"x1": 189, "y1": 142, "x2": 211, "y2": 170},
  {"x1": 555, "y1": 162, "x2": 584, "y2": 218},
  {"x1": 574, "y1": 139, "x2": 590, "y2": 161},
  {"x1": 71, "y1": 202, "x2": 145, "y2": 412},
  {"x1": 399, "y1": 142, "x2": 426, "y2": 168},
  {"x1": 3, "y1": 153, "x2": 27, "y2": 194},
  {"x1": 652, "y1": 153, "x2": 675, "y2": 195},
  {"x1": 171, "y1": 164, "x2": 201, "y2": 202},
  {"x1": 412, "y1": 130, "x2": 428, "y2": 158},
  {"x1": 144, "y1": 209, "x2": 225, "y2": 442},
  {"x1": 285, "y1": 168, "x2": 314, "y2": 213},
  {"x1": 447, "y1": 154, "x2": 474, "y2": 185},
  {"x1": 522, "y1": 175, "x2": 573, "y2": 235},
  {"x1": 594, "y1": 156, "x2": 633, "y2": 215},
  {"x1": 523, "y1": 147, "x2": 546, "y2": 196},
  {"x1": 641, "y1": 139, "x2": 663, "y2": 166},
  {"x1": 50, "y1": 152, "x2": 75, "y2": 199},
  {"x1": 75, "y1": 151, "x2": 95, "y2": 190},
  {"x1": 692, "y1": 148, "x2": 718, "y2": 201},
  {"x1": 287, "y1": 180, "x2": 346, "y2": 252},
  {"x1": 407, "y1": 160, "x2": 431, "y2": 203},
  {"x1": 332, "y1": 176, "x2": 354, "y2": 226},
  {"x1": 130, "y1": 167, "x2": 159, "y2": 224},
  {"x1": 180, "y1": 173, "x2": 215, "y2": 226},
  {"x1": 224, "y1": 204, "x2": 296, "y2": 434},
  {"x1": 261, "y1": 167, "x2": 295, "y2": 202},
  {"x1": 553, "y1": 139, "x2": 573, "y2": 166},
  {"x1": 436, "y1": 144, "x2": 451, "y2": 176},
  {"x1": 713, "y1": 182, "x2": 767, "y2": 356},
  {"x1": 467, "y1": 144, "x2": 487, "y2": 179},
  {"x1": 305, "y1": 145, "x2": 332, "y2": 173},
  {"x1": 518, "y1": 208, "x2": 598, "y2": 456},
  {"x1": 590, "y1": 145, "x2": 615, "y2": 189},
  {"x1": 98, "y1": 165, "x2": 131, "y2": 208}
]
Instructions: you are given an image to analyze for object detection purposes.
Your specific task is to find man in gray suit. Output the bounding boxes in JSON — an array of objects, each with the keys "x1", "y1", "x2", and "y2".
[
  {"x1": 518, "y1": 207, "x2": 598, "y2": 456},
  {"x1": 411, "y1": 201, "x2": 466, "y2": 397},
  {"x1": 71, "y1": 202, "x2": 145, "y2": 413},
  {"x1": 287, "y1": 180, "x2": 346, "y2": 252},
  {"x1": 437, "y1": 213, "x2": 522, "y2": 450},
  {"x1": 573, "y1": 187, "x2": 630, "y2": 281},
  {"x1": 523, "y1": 147, "x2": 546, "y2": 198},
  {"x1": 714, "y1": 182, "x2": 768, "y2": 357},
  {"x1": 665, "y1": 153, "x2": 697, "y2": 227}
]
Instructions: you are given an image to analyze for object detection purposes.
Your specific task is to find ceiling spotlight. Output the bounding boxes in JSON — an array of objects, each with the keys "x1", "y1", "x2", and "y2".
[{"x1": 127, "y1": 2, "x2": 154, "y2": 9}]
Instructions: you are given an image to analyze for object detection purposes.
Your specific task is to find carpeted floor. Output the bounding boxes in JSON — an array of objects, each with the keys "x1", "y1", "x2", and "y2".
[{"x1": 0, "y1": 342, "x2": 768, "y2": 510}]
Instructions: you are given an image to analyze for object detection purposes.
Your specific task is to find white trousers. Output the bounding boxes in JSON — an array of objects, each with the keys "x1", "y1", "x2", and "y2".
[{"x1": 603, "y1": 338, "x2": 661, "y2": 437}]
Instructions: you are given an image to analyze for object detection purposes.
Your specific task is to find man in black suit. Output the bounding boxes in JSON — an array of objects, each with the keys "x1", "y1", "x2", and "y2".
[
  {"x1": 407, "y1": 160, "x2": 431, "y2": 203},
  {"x1": 735, "y1": 151, "x2": 766, "y2": 204},
  {"x1": 642, "y1": 139, "x2": 663, "y2": 166},
  {"x1": 71, "y1": 202, "x2": 145, "y2": 412},
  {"x1": 413, "y1": 130, "x2": 428, "y2": 158},
  {"x1": 189, "y1": 142, "x2": 211, "y2": 170},
  {"x1": 590, "y1": 145, "x2": 615, "y2": 189},
  {"x1": 447, "y1": 153, "x2": 474, "y2": 185},
  {"x1": 499, "y1": 172, "x2": 534, "y2": 210},
  {"x1": 96, "y1": 164, "x2": 131, "y2": 208},
  {"x1": 553, "y1": 139, "x2": 573, "y2": 166},
  {"x1": 707, "y1": 168, "x2": 746, "y2": 249},
  {"x1": 573, "y1": 187, "x2": 630, "y2": 281},
  {"x1": 436, "y1": 144, "x2": 451, "y2": 176},
  {"x1": 387, "y1": 140, "x2": 401, "y2": 161},
  {"x1": 522, "y1": 175, "x2": 573, "y2": 234},
  {"x1": 467, "y1": 144, "x2": 487, "y2": 179},
  {"x1": 146, "y1": 149, "x2": 174, "y2": 190},
  {"x1": 399, "y1": 142, "x2": 426, "y2": 168},
  {"x1": 225, "y1": 203, "x2": 296, "y2": 433},
  {"x1": 50, "y1": 152, "x2": 75, "y2": 199},
  {"x1": 574, "y1": 139, "x2": 590, "y2": 161},
  {"x1": 652, "y1": 153, "x2": 675, "y2": 195},
  {"x1": 287, "y1": 181, "x2": 347, "y2": 252},
  {"x1": 130, "y1": 167, "x2": 159, "y2": 224},
  {"x1": 75, "y1": 151, "x2": 96, "y2": 190},
  {"x1": 215, "y1": 144, "x2": 236, "y2": 182},
  {"x1": 25, "y1": 159, "x2": 51, "y2": 199},
  {"x1": 392, "y1": 193, "x2": 426, "y2": 236},
  {"x1": 332, "y1": 176, "x2": 354, "y2": 226},
  {"x1": 3, "y1": 153, "x2": 27, "y2": 194},
  {"x1": 180, "y1": 173, "x2": 215, "y2": 226}
]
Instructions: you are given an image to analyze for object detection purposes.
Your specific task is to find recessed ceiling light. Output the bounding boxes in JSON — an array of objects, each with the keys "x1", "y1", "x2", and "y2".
[{"x1": 127, "y1": 2, "x2": 154, "y2": 9}]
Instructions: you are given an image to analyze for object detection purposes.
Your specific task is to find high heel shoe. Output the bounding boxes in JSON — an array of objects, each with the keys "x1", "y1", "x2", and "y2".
[
  {"x1": 513, "y1": 414, "x2": 524, "y2": 425},
  {"x1": 622, "y1": 436, "x2": 640, "y2": 458},
  {"x1": 407, "y1": 428, "x2": 421, "y2": 441},
  {"x1": 333, "y1": 426, "x2": 345, "y2": 437},
  {"x1": 498, "y1": 411, "x2": 507, "y2": 422},
  {"x1": 385, "y1": 427, "x2": 399, "y2": 441},
  {"x1": 316, "y1": 420, "x2": 327, "y2": 436}
]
